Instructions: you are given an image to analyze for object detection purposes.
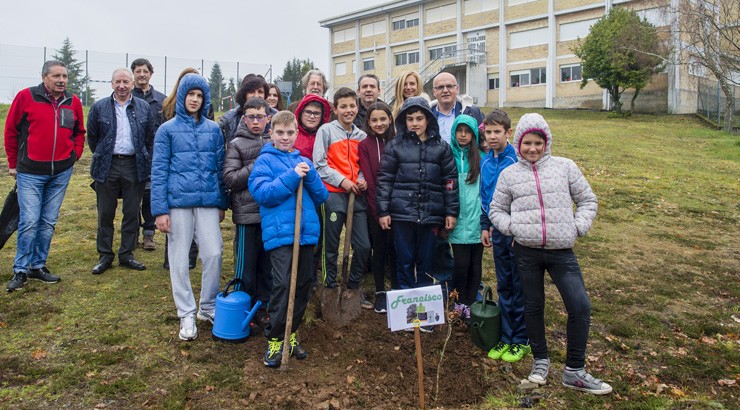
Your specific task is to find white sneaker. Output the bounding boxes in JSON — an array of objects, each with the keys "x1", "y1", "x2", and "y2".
[
  {"x1": 179, "y1": 315, "x2": 198, "y2": 341},
  {"x1": 196, "y1": 309, "x2": 215, "y2": 324},
  {"x1": 528, "y1": 358, "x2": 550, "y2": 385}
]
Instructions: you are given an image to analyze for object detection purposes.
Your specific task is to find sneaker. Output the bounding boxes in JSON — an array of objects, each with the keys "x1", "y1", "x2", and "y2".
[
  {"x1": 562, "y1": 368, "x2": 613, "y2": 395},
  {"x1": 373, "y1": 291, "x2": 387, "y2": 313},
  {"x1": 263, "y1": 338, "x2": 283, "y2": 367},
  {"x1": 361, "y1": 292, "x2": 373, "y2": 310},
  {"x1": 289, "y1": 333, "x2": 308, "y2": 359},
  {"x1": 6, "y1": 272, "x2": 28, "y2": 292},
  {"x1": 501, "y1": 343, "x2": 531, "y2": 363},
  {"x1": 179, "y1": 315, "x2": 197, "y2": 341},
  {"x1": 487, "y1": 341, "x2": 511, "y2": 360},
  {"x1": 528, "y1": 358, "x2": 550, "y2": 385},
  {"x1": 196, "y1": 309, "x2": 214, "y2": 324},
  {"x1": 143, "y1": 234, "x2": 156, "y2": 251},
  {"x1": 28, "y1": 267, "x2": 60, "y2": 283}
]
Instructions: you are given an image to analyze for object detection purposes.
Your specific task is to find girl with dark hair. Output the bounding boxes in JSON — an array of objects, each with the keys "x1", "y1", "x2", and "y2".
[
  {"x1": 448, "y1": 114, "x2": 483, "y2": 320},
  {"x1": 358, "y1": 102, "x2": 397, "y2": 313},
  {"x1": 266, "y1": 83, "x2": 285, "y2": 111}
]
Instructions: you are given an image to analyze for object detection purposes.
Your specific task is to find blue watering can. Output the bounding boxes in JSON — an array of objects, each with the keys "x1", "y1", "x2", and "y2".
[{"x1": 212, "y1": 279, "x2": 262, "y2": 343}]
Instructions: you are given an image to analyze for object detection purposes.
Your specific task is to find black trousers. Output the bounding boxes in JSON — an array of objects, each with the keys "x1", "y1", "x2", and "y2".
[
  {"x1": 140, "y1": 184, "x2": 155, "y2": 235},
  {"x1": 265, "y1": 245, "x2": 314, "y2": 340},
  {"x1": 95, "y1": 157, "x2": 143, "y2": 263},
  {"x1": 368, "y1": 216, "x2": 398, "y2": 292},
  {"x1": 451, "y1": 243, "x2": 484, "y2": 305}
]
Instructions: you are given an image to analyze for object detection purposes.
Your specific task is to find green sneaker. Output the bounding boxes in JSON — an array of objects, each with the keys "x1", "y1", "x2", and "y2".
[
  {"x1": 501, "y1": 343, "x2": 531, "y2": 363},
  {"x1": 487, "y1": 342, "x2": 510, "y2": 360}
]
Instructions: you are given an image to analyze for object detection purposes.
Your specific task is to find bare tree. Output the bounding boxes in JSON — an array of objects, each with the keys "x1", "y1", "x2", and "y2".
[{"x1": 675, "y1": 0, "x2": 739, "y2": 132}]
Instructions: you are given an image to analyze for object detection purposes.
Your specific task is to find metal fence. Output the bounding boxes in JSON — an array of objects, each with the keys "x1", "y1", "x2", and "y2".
[
  {"x1": 696, "y1": 77, "x2": 740, "y2": 128},
  {"x1": 0, "y1": 43, "x2": 272, "y2": 110}
]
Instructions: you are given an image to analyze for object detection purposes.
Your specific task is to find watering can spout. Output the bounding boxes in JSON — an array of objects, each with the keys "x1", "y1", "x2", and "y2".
[{"x1": 242, "y1": 300, "x2": 263, "y2": 330}]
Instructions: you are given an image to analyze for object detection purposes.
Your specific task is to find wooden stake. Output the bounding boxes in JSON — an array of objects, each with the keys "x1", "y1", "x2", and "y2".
[
  {"x1": 415, "y1": 325, "x2": 425, "y2": 410},
  {"x1": 280, "y1": 179, "x2": 303, "y2": 371}
]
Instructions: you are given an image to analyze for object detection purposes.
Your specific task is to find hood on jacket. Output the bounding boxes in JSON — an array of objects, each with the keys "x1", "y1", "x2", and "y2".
[
  {"x1": 395, "y1": 96, "x2": 440, "y2": 140},
  {"x1": 513, "y1": 113, "x2": 552, "y2": 163},
  {"x1": 450, "y1": 114, "x2": 479, "y2": 156},
  {"x1": 295, "y1": 94, "x2": 331, "y2": 136},
  {"x1": 175, "y1": 73, "x2": 212, "y2": 123}
]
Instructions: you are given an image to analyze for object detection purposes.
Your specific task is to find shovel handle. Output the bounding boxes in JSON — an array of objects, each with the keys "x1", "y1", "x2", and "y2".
[
  {"x1": 280, "y1": 178, "x2": 303, "y2": 371},
  {"x1": 340, "y1": 192, "x2": 355, "y2": 287}
]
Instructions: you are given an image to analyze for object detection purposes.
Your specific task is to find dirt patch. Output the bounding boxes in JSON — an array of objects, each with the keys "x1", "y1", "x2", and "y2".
[{"x1": 215, "y1": 303, "x2": 497, "y2": 409}]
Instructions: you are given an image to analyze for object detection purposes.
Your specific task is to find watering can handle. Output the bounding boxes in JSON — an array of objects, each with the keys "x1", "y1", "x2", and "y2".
[
  {"x1": 222, "y1": 278, "x2": 247, "y2": 297},
  {"x1": 482, "y1": 286, "x2": 495, "y2": 307}
]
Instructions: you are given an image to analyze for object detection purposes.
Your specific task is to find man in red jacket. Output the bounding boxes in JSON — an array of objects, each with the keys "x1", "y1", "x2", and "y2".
[{"x1": 4, "y1": 60, "x2": 86, "y2": 292}]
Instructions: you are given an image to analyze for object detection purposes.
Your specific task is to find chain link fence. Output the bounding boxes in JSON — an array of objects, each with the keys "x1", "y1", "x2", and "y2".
[
  {"x1": 696, "y1": 77, "x2": 740, "y2": 129},
  {"x1": 0, "y1": 43, "x2": 272, "y2": 111}
]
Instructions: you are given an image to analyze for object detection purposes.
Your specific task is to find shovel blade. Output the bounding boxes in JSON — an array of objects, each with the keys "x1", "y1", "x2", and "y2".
[{"x1": 319, "y1": 287, "x2": 363, "y2": 327}]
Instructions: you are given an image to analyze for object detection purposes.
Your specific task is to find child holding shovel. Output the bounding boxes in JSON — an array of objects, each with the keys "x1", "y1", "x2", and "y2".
[
  {"x1": 312, "y1": 88, "x2": 370, "y2": 303},
  {"x1": 249, "y1": 111, "x2": 328, "y2": 368},
  {"x1": 489, "y1": 113, "x2": 610, "y2": 394}
]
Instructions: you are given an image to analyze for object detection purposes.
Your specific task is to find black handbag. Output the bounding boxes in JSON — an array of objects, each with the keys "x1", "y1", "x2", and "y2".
[{"x1": 0, "y1": 184, "x2": 20, "y2": 250}]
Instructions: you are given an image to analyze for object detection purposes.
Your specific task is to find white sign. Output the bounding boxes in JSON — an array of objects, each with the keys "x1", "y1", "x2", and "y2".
[{"x1": 386, "y1": 285, "x2": 446, "y2": 332}]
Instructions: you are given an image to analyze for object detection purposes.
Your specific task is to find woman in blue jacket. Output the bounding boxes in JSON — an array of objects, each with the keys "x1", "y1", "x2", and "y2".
[{"x1": 150, "y1": 73, "x2": 228, "y2": 342}]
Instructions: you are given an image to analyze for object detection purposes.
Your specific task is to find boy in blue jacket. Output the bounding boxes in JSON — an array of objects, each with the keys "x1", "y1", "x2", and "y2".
[
  {"x1": 248, "y1": 111, "x2": 329, "y2": 368},
  {"x1": 150, "y1": 74, "x2": 228, "y2": 342},
  {"x1": 479, "y1": 109, "x2": 529, "y2": 362}
]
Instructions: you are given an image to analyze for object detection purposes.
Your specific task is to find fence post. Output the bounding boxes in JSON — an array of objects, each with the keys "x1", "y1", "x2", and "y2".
[
  {"x1": 85, "y1": 50, "x2": 89, "y2": 106},
  {"x1": 125, "y1": 53, "x2": 129, "y2": 68},
  {"x1": 164, "y1": 56, "x2": 168, "y2": 93},
  {"x1": 716, "y1": 81, "x2": 721, "y2": 125}
]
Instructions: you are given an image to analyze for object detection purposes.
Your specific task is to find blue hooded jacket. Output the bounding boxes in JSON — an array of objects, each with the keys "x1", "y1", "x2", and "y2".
[
  {"x1": 248, "y1": 143, "x2": 328, "y2": 251},
  {"x1": 448, "y1": 115, "x2": 482, "y2": 244},
  {"x1": 479, "y1": 140, "x2": 517, "y2": 231},
  {"x1": 150, "y1": 74, "x2": 228, "y2": 216}
]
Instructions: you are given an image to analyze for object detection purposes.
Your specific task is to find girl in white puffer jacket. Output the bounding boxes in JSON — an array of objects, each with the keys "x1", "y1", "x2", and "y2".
[{"x1": 489, "y1": 113, "x2": 611, "y2": 395}]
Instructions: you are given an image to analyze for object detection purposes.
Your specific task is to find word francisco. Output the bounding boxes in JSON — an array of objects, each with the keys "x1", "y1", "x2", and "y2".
[{"x1": 391, "y1": 293, "x2": 443, "y2": 310}]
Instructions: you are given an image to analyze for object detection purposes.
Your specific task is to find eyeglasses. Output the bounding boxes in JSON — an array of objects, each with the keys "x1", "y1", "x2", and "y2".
[
  {"x1": 303, "y1": 110, "x2": 322, "y2": 118},
  {"x1": 434, "y1": 84, "x2": 457, "y2": 91},
  {"x1": 245, "y1": 115, "x2": 268, "y2": 122}
]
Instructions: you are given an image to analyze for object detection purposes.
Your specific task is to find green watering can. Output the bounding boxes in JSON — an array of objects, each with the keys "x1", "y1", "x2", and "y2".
[{"x1": 469, "y1": 286, "x2": 501, "y2": 351}]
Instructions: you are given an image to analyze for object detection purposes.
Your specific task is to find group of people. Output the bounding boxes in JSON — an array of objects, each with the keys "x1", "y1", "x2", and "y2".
[{"x1": 4, "y1": 59, "x2": 612, "y2": 395}]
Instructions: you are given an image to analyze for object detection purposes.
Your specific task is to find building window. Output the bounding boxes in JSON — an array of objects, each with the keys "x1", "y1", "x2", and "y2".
[
  {"x1": 508, "y1": 0, "x2": 536, "y2": 6},
  {"x1": 394, "y1": 51, "x2": 419, "y2": 66},
  {"x1": 559, "y1": 18, "x2": 599, "y2": 42},
  {"x1": 392, "y1": 13, "x2": 420, "y2": 31},
  {"x1": 464, "y1": 0, "x2": 498, "y2": 15},
  {"x1": 531, "y1": 67, "x2": 546, "y2": 85},
  {"x1": 488, "y1": 76, "x2": 500, "y2": 90},
  {"x1": 510, "y1": 67, "x2": 546, "y2": 87},
  {"x1": 510, "y1": 27, "x2": 548, "y2": 49},
  {"x1": 333, "y1": 28, "x2": 356, "y2": 44},
  {"x1": 335, "y1": 62, "x2": 347, "y2": 76},
  {"x1": 429, "y1": 44, "x2": 457, "y2": 60},
  {"x1": 560, "y1": 64, "x2": 582, "y2": 82},
  {"x1": 361, "y1": 21, "x2": 386, "y2": 37},
  {"x1": 426, "y1": 4, "x2": 456, "y2": 24},
  {"x1": 363, "y1": 58, "x2": 375, "y2": 71}
]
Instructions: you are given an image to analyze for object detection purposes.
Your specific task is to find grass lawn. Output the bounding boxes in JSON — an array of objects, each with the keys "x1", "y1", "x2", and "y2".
[{"x1": 0, "y1": 104, "x2": 738, "y2": 409}]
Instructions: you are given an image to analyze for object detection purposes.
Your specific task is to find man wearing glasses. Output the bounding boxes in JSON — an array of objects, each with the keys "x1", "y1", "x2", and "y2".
[{"x1": 431, "y1": 72, "x2": 484, "y2": 145}]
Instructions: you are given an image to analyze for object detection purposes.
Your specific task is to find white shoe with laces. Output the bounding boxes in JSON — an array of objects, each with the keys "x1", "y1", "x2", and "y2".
[{"x1": 179, "y1": 314, "x2": 198, "y2": 341}]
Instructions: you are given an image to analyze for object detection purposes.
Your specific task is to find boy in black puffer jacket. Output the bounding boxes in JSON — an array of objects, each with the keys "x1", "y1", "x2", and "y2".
[
  {"x1": 376, "y1": 97, "x2": 459, "y2": 331},
  {"x1": 223, "y1": 98, "x2": 273, "y2": 320}
]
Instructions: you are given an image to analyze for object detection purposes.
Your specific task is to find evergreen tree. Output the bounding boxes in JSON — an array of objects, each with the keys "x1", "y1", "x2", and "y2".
[
  {"x1": 207, "y1": 62, "x2": 227, "y2": 112},
  {"x1": 574, "y1": 8, "x2": 666, "y2": 114},
  {"x1": 226, "y1": 77, "x2": 236, "y2": 110},
  {"x1": 276, "y1": 58, "x2": 316, "y2": 103},
  {"x1": 52, "y1": 37, "x2": 94, "y2": 105}
]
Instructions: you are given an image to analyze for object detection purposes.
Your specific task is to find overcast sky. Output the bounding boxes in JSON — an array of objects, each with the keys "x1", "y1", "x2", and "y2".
[{"x1": 0, "y1": 0, "x2": 386, "y2": 102}]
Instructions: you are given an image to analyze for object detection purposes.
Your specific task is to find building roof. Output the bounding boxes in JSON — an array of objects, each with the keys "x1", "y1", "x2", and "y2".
[{"x1": 319, "y1": 0, "x2": 426, "y2": 27}]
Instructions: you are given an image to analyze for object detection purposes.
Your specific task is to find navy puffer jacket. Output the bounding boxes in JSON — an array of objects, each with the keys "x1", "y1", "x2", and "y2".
[
  {"x1": 150, "y1": 74, "x2": 228, "y2": 217},
  {"x1": 376, "y1": 97, "x2": 459, "y2": 225}
]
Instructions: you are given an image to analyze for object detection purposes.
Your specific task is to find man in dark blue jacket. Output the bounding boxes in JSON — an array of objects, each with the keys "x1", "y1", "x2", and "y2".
[
  {"x1": 87, "y1": 68, "x2": 155, "y2": 275},
  {"x1": 131, "y1": 58, "x2": 166, "y2": 252}
]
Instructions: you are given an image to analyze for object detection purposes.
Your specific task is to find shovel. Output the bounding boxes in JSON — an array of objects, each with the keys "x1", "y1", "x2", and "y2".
[
  {"x1": 280, "y1": 179, "x2": 303, "y2": 371},
  {"x1": 320, "y1": 192, "x2": 362, "y2": 327}
]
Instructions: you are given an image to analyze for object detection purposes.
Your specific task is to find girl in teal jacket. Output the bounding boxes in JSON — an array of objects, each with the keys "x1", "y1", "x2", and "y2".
[{"x1": 449, "y1": 114, "x2": 483, "y2": 317}]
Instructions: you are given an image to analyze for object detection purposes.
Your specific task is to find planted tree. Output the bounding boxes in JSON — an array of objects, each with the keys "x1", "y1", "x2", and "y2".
[
  {"x1": 675, "y1": 0, "x2": 739, "y2": 132},
  {"x1": 52, "y1": 37, "x2": 94, "y2": 105},
  {"x1": 208, "y1": 62, "x2": 227, "y2": 112},
  {"x1": 574, "y1": 8, "x2": 667, "y2": 114},
  {"x1": 276, "y1": 58, "x2": 316, "y2": 103}
]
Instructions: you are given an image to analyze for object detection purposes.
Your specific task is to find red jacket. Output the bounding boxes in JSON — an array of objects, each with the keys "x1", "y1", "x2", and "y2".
[
  {"x1": 4, "y1": 84, "x2": 85, "y2": 175},
  {"x1": 358, "y1": 133, "x2": 387, "y2": 219},
  {"x1": 293, "y1": 94, "x2": 331, "y2": 160}
]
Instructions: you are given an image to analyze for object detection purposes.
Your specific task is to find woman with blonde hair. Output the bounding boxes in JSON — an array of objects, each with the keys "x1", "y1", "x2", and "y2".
[{"x1": 391, "y1": 70, "x2": 423, "y2": 118}]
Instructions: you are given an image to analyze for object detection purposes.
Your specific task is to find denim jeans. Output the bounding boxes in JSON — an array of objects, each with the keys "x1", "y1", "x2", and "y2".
[
  {"x1": 492, "y1": 229, "x2": 527, "y2": 345},
  {"x1": 516, "y1": 244, "x2": 591, "y2": 369},
  {"x1": 14, "y1": 167, "x2": 74, "y2": 273}
]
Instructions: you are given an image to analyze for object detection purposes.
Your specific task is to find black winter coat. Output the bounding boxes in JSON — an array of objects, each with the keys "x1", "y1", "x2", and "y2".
[
  {"x1": 376, "y1": 97, "x2": 459, "y2": 225},
  {"x1": 222, "y1": 121, "x2": 271, "y2": 224}
]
